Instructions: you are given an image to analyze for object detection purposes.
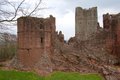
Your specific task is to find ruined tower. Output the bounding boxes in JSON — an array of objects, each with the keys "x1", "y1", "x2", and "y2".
[
  {"x1": 17, "y1": 15, "x2": 55, "y2": 71},
  {"x1": 103, "y1": 13, "x2": 120, "y2": 57},
  {"x1": 75, "y1": 7, "x2": 98, "y2": 40}
]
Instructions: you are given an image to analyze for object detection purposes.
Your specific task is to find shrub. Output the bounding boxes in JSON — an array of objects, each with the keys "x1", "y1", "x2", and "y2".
[{"x1": 0, "y1": 43, "x2": 16, "y2": 61}]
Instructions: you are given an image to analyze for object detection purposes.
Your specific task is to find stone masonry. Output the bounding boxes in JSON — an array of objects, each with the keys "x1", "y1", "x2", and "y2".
[
  {"x1": 75, "y1": 7, "x2": 98, "y2": 40},
  {"x1": 103, "y1": 13, "x2": 120, "y2": 57},
  {"x1": 17, "y1": 15, "x2": 55, "y2": 72},
  {"x1": 15, "y1": 6, "x2": 120, "y2": 79}
]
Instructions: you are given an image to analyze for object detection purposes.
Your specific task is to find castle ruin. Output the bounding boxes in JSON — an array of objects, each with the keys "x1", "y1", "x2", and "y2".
[
  {"x1": 75, "y1": 7, "x2": 98, "y2": 40},
  {"x1": 15, "y1": 6, "x2": 120, "y2": 78},
  {"x1": 17, "y1": 15, "x2": 55, "y2": 71},
  {"x1": 103, "y1": 13, "x2": 120, "y2": 57}
]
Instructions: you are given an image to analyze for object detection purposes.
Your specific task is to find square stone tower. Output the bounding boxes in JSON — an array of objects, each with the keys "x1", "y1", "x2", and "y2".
[
  {"x1": 17, "y1": 15, "x2": 55, "y2": 71},
  {"x1": 75, "y1": 7, "x2": 98, "y2": 40}
]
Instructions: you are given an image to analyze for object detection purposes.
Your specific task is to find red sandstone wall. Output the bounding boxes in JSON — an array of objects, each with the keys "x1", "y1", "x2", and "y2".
[
  {"x1": 115, "y1": 20, "x2": 120, "y2": 57},
  {"x1": 103, "y1": 13, "x2": 120, "y2": 57},
  {"x1": 17, "y1": 16, "x2": 55, "y2": 69}
]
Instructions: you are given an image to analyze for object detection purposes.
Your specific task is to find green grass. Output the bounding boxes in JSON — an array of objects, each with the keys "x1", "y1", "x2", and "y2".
[
  {"x1": 46, "y1": 72, "x2": 104, "y2": 80},
  {"x1": 0, "y1": 70, "x2": 44, "y2": 80},
  {"x1": 0, "y1": 70, "x2": 104, "y2": 80}
]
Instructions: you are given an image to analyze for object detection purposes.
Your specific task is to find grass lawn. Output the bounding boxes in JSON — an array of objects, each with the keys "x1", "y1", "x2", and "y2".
[
  {"x1": 0, "y1": 70, "x2": 104, "y2": 80},
  {"x1": 46, "y1": 72, "x2": 104, "y2": 80},
  {"x1": 0, "y1": 70, "x2": 44, "y2": 80}
]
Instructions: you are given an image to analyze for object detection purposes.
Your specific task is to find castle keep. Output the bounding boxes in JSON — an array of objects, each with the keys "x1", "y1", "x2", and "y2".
[
  {"x1": 17, "y1": 15, "x2": 55, "y2": 71},
  {"x1": 75, "y1": 7, "x2": 98, "y2": 40}
]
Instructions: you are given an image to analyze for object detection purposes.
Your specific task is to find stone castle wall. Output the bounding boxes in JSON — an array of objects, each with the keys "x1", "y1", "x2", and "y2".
[
  {"x1": 75, "y1": 7, "x2": 98, "y2": 40},
  {"x1": 15, "y1": 7, "x2": 120, "y2": 77},
  {"x1": 103, "y1": 13, "x2": 120, "y2": 57},
  {"x1": 17, "y1": 15, "x2": 55, "y2": 71}
]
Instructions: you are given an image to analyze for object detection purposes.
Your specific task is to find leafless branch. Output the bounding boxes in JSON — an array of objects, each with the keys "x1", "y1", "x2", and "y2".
[
  {"x1": 0, "y1": 0, "x2": 25, "y2": 23},
  {"x1": 9, "y1": 0, "x2": 25, "y2": 21},
  {"x1": 0, "y1": 9, "x2": 11, "y2": 15},
  {"x1": 0, "y1": 0, "x2": 43, "y2": 32},
  {"x1": 28, "y1": 0, "x2": 42, "y2": 16},
  {"x1": 5, "y1": 0, "x2": 16, "y2": 10},
  {"x1": 0, "y1": 19, "x2": 17, "y2": 23}
]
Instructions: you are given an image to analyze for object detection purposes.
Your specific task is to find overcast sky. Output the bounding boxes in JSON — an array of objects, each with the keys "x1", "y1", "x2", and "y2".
[
  {"x1": 10, "y1": 0, "x2": 120, "y2": 40},
  {"x1": 40, "y1": 0, "x2": 120, "y2": 40}
]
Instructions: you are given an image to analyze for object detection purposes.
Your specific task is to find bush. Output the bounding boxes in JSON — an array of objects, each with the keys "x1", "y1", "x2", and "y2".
[{"x1": 0, "y1": 43, "x2": 16, "y2": 61}]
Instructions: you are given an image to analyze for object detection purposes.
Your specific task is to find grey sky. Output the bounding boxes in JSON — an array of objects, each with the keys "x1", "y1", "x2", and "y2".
[
  {"x1": 41, "y1": 0, "x2": 120, "y2": 40},
  {"x1": 9, "y1": 0, "x2": 120, "y2": 40}
]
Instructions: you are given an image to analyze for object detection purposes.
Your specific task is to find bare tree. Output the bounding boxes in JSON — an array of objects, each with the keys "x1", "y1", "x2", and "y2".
[
  {"x1": 0, "y1": 0, "x2": 43, "y2": 61},
  {"x1": 0, "y1": 0, "x2": 43, "y2": 32},
  {"x1": 0, "y1": 0, "x2": 42, "y2": 23}
]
